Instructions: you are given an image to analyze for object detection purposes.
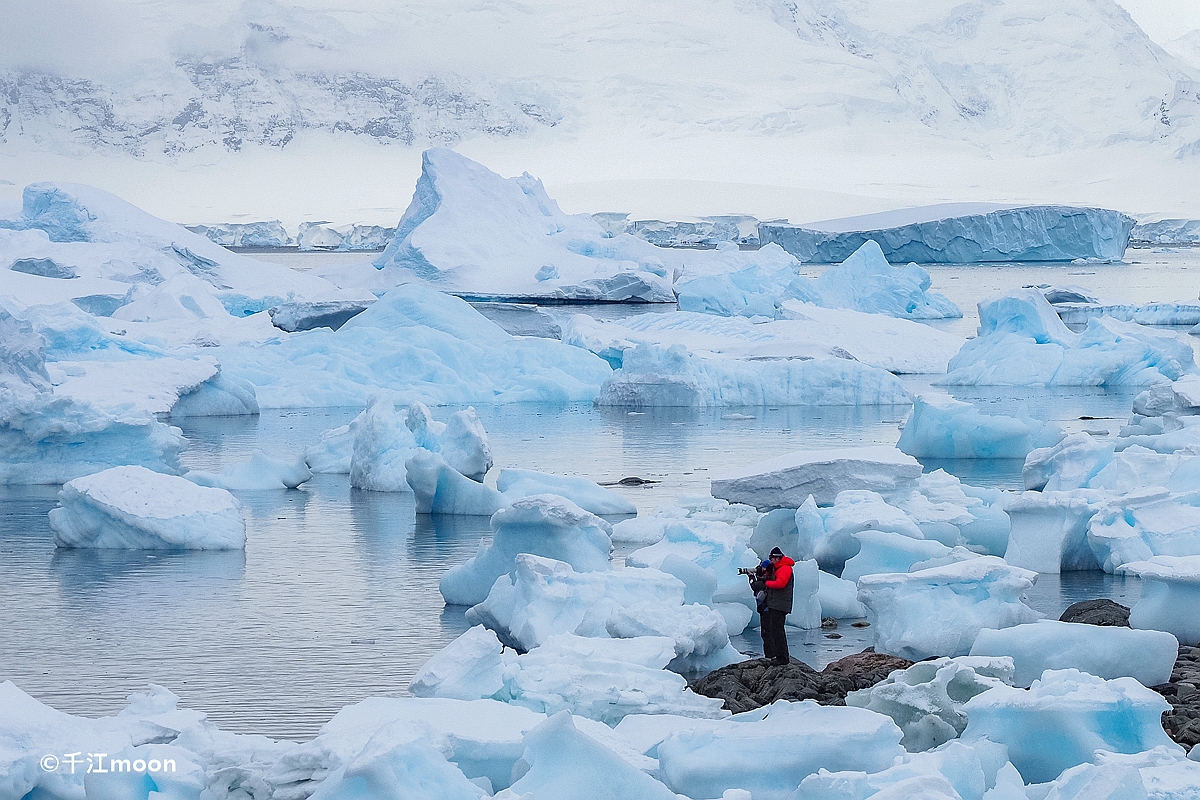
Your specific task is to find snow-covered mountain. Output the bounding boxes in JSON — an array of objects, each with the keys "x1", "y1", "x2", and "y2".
[{"x1": 2, "y1": 0, "x2": 1199, "y2": 223}]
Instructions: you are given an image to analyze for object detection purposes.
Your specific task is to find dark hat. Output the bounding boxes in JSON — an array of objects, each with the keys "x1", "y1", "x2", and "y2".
[{"x1": 769, "y1": 547, "x2": 784, "y2": 558}]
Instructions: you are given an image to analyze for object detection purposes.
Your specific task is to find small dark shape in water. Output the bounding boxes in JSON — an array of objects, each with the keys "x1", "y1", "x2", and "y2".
[
  {"x1": 349, "y1": 639, "x2": 376, "y2": 645},
  {"x1": 851, "y1": 621, "x2": 871, "y2": 628},
  {"x1": 1059, "y1": 598, "x2": 1130, "y2": 627},
  {"x1": 821, "y1": 617, "x2": 838, "y2": 629},
  {"x1": 599, "y1": 476, "x2": 661, "y2": 486},
  {"x1": 824, "y1": 633, "x2": 842, "y2": 639}
]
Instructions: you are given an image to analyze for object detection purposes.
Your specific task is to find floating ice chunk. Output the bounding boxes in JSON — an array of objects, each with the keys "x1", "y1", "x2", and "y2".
[
  {"x1": 1087, "y1": 491, "x2": 1200, "y2": 573},
  {"x1": 465, "y1": 554, "x2": 738, "y2": 672},
  {"x1": 352, "y1": 149, "x2": 674, "y2": 302},
  {"x1": 656, "y1": 699, "x2": 905, "y2": 800},
  {"x1": 1003, "y1": 490, "x2": 1105, "y2": 573},
  {"x1": 596, "y1": 343, "x2": 913, "y2": 408},
  {"x1": 409, "y1": 625, "x2": 514, "y2": 701},
  {"x1": 841, "y1": 531, "x2": 956, "y2": 583},
  {"x1": 941, "y1": 290, "x2": 1195, "y2": 387},
  {"x1": 186, "y1": 450, "x2": 312, "y2": 491},
  {"x1": 49, "y1": 465, "x2": 245, "y2": 550},
  {"x1": 818, "y1": 569, "x2": 868, "y2": 618},
  {"x1": 170, "y1": 371, "x2": 260, "y2": 418},
  {"x1": 898, "y1": 394, "x2": 1063, "y2": 460},
  {"x1": 761, "y1": 205, "x2": 1134, "y2": 264},
  {"x1": 406, "y1": 449, "x2": 504, "y2": 515},
  {"x1": 858, "y1": 557, "x2": 1041, "y2": 660},
  {"x1": 713, "y1": 446, "x2": 923, "y2": 511},
  {"x1": 296, "y1": 693, "x2": 545, "y2": 793},
  {"x1": 440, "y1": 407, "x2": 493, "y2": 482},
  {"x1": 615, "y1": 495, "x2": 760, "y2": 546},
  {"x1": 440, "y1": 495, "x2": 613, "y2": 606},
  {"x1": 497, "y1": 469, "x2": 636, "y2": 515},
  {"x1": 961, "y1": 669, "x2": 1181, "y2": 784},
  {"x1": 496, "y1": 712, "x2": 677, "y2": 800},
  {"x1": 796, "y1": 490, "x2": 926, "y2": 574},
  {"x1": 796, "y1": 240, "x2": 961, "y2": 319},
  {"x1": 968, "y1": 620, "x2": 1178, "y2": 687},
  {"x1": 214, "y1": 284, "x2": 613, "y2": 409},
  {"x1": 1088, "y1": 746, "x2": 1200, "y2": 798},
  {"x1": 1120, "y1": 556, "x2": 1200, "y2": 644},
  {"x1": 1056, "y1": 301, "x2": 1200, "y2": 327},
  {"x1": 796, "y1": 740, "x2": 1017, "y2": 800},
  {"x1": 349, "y1": 397, "x2": 419, "y2": 492},
  {"x1": 1091, "y1": 447, "x2": 1187, "y2": 493},
  {"x1": 846, "y1": 657, "x2": 1014, "y2": 752},
  {"x1": 470, "y1": 301, "x2": 563, "y2": 339},
  {"x1": 1023, "y1": 432, "x2": 1114, "y2": 491},
  {"x1": 893, "y1": 470, "x2": 1011, "y2": 555},
  {"x1": 298, "y1": 221, "x2": 395, "y2": 251},
  {"x1": 307, "y1": 720, "x2": 488, "y2": 800}
]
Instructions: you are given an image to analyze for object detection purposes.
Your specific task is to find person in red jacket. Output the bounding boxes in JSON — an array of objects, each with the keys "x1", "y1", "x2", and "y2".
[{"x1": 761, "y1": 547, "x2": 795, "y2": 666}]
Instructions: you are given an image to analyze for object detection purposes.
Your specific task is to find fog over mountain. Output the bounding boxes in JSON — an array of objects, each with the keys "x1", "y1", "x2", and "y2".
[{"x1": 2, "y1": 0, "x2": 1198, "y2": 224}]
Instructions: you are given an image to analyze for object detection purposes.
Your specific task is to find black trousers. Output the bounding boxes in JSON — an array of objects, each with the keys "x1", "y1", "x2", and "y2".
[{"x1": 760, "y1": 608, "x2": 789, "y2": 663}]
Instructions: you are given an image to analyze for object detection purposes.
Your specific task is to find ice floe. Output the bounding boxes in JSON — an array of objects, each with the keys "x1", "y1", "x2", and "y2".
[
  {"x1": 1121, "y1": 556, "x2": 1200, "y2": 644},
  {"x1": 49, "y1": 465, "x2": 246, "y2": 549},
  {"x1": 186, "y1": 450, "x2": 312, "y2": 491},
  {"x1": 897, "y1": 394, "x2": 1063, "y2": 460}
]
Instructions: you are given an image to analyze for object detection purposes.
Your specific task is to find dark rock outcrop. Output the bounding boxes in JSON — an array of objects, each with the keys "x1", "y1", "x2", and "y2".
[
  {"x1": 691, "y1": 649, "x2": 914, "y2": 714},
  {"x1": 1059, "y1": 599, "x2": 1131, "y2": 627},
  {"x1": 1152, "y1": 644, "x2": 1200, "y2": 749}
]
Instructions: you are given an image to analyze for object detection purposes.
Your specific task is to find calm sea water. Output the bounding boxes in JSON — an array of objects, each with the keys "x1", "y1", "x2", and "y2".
[{"x1": 1, "y1": 247, "x2": 1191, "y2": 740}]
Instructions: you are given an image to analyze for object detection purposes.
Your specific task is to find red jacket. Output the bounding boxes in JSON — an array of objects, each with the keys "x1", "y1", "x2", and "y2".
[
  {"x1": 765, "y1": 556, "x2": 794, "y2": 589},
  {"x1": 763, "y1": 556, "x2": 795, "y2": 614}
]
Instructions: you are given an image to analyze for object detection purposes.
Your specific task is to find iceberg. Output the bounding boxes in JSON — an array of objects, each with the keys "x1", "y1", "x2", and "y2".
[
  {"x1": 0, "y1": 306, "x2": 186, "y2": 484},
  {"x1": 796, "y1": 491, "x2": 927, "y2": 575},
  {"x1": 595, "y1": 342, "x2": 913, "y2": 408},
  {"x1": 941, "y1": 289, "x2": 1196, "y2": 387},
  {"x1": 817, "y1": 570, "x2": 868, "y2": 619},
  {"x1": 328, "y1": 149, "x2": 675, "y2": 302},
  {"x1": 298, "y1": 221, "x2": 395, "y2": 251},
  {"x1": 596, "y1": 214, "x2": 761, "y2": 248},
  {"x1": 185, "y1": 220, "x2": 293, "y2": 248},
  {"x1": 563, "y1": 302, "x2": 965, "y2": 375},
  {"x1": 961, "y1": 669, "x2": 1181, "y2": 783},
  {"x1": 1121, "y1": 556, "x2": 1200, "y2": 644},
  {"x1": 410, "y1": 627, "x2": 728, "y2": 724},
  {"x1": 1087, "y1": 491, "x2": 1200, "y2": 574},
  {"x1": 760, "y1": 204, "x2": 1134, "y2": 263},
  {"x1": 845, "y1": 657, "x2": 1015, "y2": 752},
  {"x1": 673, "y1": 239, "x2": 961, "y2": 321},
  {"x1": 349, "y1": 397, "x2": 421, "y2": 492},
  {"x1": 497, "y1": 712, "x2": 677, "y2": 800},
  {"x1": 1039, "y1": 747, "x2": 1200, "y2": 800},
  {"x1": 407, "y1": 449, "x2": 505, "y2": 515},
  {"x1": 968, "y1": 620, "x2": 1178, "y2": 687},
  {"x1": 857, "y1": 557, "x2": 1041, "y2": 660},
  {"x1": 215, "y1": 285, "x2": 613, "y2": 408},
  {"x1": 49, "y1": 465, "x2": 245, "y2": 549},
  {"x1": 1131, "y1": 218, "x2": 1200, "y2": 246},
  {"x1": 0, "y1": 182, "x2": 363, "y2": 317},
  {"x1": 897, "y1": 394, "x2": 1063, "y2": 460},
  {"x1": 655, "y1": 700, "x2": 905, "y2": 800},
  {"x1": 712, "y1": 446, "x2": 923, "y2": 511},
  {"x1": 464, "y1": 554, "x2": 740, "y2": 671},
  {"x1": 470, "y1": 302, "x2": 562, "y2": 339},
  {"x1": 618, "y1": 495, "x2": 760, "y2": 547},
  {"x1": 1002, "y1": 490, "x2": 1105, "y2": 573},
  {"x1": 268, "y1": 299, "x2": 375, "y2": 332},
  {"x1": 186, "y1": 450, "x2": 312, "y2": 491},
  {"x1": 840, "y1": 530, "x2": 957, "y2": 584},
  {"x1": 440, "y1": 496, "x2": 613, "y2": 607}
]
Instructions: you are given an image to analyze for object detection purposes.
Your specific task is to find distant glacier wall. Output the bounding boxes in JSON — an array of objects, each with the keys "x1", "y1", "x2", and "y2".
[{"x1": 760, "y1": 205, "x2": 1135, "y2": 264}]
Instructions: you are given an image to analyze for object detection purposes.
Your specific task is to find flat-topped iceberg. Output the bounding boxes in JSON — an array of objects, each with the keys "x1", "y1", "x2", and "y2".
[
  {"x1": 961, "y1": 669, "x2": 1181, "y2": 784},
  {"x1": 1003, "y1": 490, "x2": 1105, "y2": 573},
  {"x1": 761, "y1": 204, "x2": 1134, "y2": 263},
  {"x1": 711, "y1": 446, "x2": 923, "y2": 510},
  {"x1": 897, "y1": 394, "x2": 1063, "y2": 459},
  {"x1": 655, "y1": 700, "x2": 905, "y2": 800},
  {"x1": 941, "y1": 288, "x2": 1195, "y2": 386},
  {"x1": 327, "y1": 148, "x2": 675, "y2": 303},
  {"x1": 564, "y1": 303, "x2": 965, "y2": 375},
  {"x1": 49, "y1": 465, "x2": 246, "y2": 549},
  {"x1": 969, "y1": 620, "x2": 1178, "y2": 687},
  {"x1": 857, "y1": 557, "x2": 1041, "y2": 660},
  {"x1": 1121, "y1": 555, "x2": 1200, "y2": 644},
  {"x1": 1131, "y1": 217, "x2": 1200, "y2": 246}
]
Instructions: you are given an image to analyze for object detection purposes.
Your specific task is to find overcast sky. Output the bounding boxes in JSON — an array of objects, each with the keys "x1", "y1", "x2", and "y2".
[{"x1": 1118, "y1": 0, "x2": 1200, "y2": 43}]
